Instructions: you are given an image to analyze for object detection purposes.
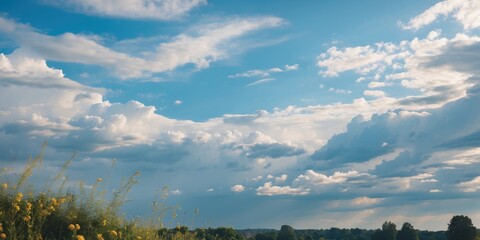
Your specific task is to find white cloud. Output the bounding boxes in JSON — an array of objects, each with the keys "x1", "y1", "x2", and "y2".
[
  {"x1": 229, "y1": 64, "x2": 299, "y2": 78},
  {"x1": 231, "y1": 184, "x2": 245, "y2": 192},
  {"x1": 256, "y1": 182, "x2": 309, "y2": 196},
  {"x1": 246, "y1": 78, "x2": 275, "y2": 87},
  {"x1": 356, "y1": 77, "x2": 367, "y2": 83},
  {"x1": 368, "y1": 81, "x2": 387, "y2": 88},
  {"x1": 274, "y1": 174, "x2": 288, "y2": 184},
  {"x1": 328, "y1": 87, "x2": 352, "y2": 94},
  {"x1": 0, "y1": 52, "x2": 98, "y2": 91},
  {"x1": 294, "y1": 170, "x2": 366, "y2": 185},
  {"x1": 401, "y1": 0, "x2": 480, "y2": 30},
  {"x1": 0, "y1": 16, "x2": 285, "y2": 79},
  {"x1": 458, "y1": 176, "x2": 480, "y2": 192},
  {"x1": 45, "y1": 0, "x2": 206, "y2": 21},
  {"x1": 317, "y1": 30, "x2": 480, "y2": 109},
  {"x1": 352, "y1": 196, "x2": 382, "y2": 206},
  {"x1": 171, "y1": 189, "x2": 182, "y2": 195},
  {"x1": 317, "y1": 43, "x2": 399, "y2": 77},
  {"x1": 364, "y1": 90, "x2": 386, "y2": 98},
  {"x1": 174, "y1": 100, "x2": 183, "y2": 105}
]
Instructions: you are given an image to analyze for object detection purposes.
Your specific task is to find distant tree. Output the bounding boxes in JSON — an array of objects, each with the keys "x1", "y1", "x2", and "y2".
[
  {"x1": 371, "y1": 221, "x2": 397, "y2": 240},
  {"x1": 446, "y1": 215, "x2": 477, "y2": 240},
  {"x1": 371, "y1": 229, "x2": 383, "y2": 240},
  {"x1": 211, "y1": 227, "x2": 243, "y2": 240},
  {"x1": 397, "y1": 222, "x2": 419, "y2": 240},
  {"x1": 254, "y1": 232, "x2": 275, "y2": 240},
  {"x1": 382, "y1": 221, "x2": 397, "y2": 240},
  {"x1": 277, "y1": 225, "x2": 297, "y2": 240}
]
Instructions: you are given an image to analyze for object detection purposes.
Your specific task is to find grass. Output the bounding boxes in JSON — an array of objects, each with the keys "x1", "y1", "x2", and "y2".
[{"x1": 0, "y1": 142, "x2": 198, "y2": 240}]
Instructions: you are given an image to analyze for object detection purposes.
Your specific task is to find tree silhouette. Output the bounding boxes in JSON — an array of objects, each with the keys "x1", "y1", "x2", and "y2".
[
  {"x1": 371, "y1": 221, "x2": 397, "y2": 240},
  {"x1": 446, "y1": 215, "x2": 477, "y2": 240},
  {"x1": 397, "y1": 222, "x2": 419, "y2": 240},
  {"x1": 277, "y1": 225, "x2": 297, "y2": 240}
]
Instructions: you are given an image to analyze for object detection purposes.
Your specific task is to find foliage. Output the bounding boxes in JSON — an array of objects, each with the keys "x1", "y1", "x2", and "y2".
[
  {"x1": 0, "y1": 142, "x2": 195, "y2": 240},
  {"x1": 446, "y1": 215, "x2": 477, "y2": 240},
  {"x1": 276, "y1": 225, "x2": 297, "y2": 240},
  {"x1": 397, "y1": 222, "x2": 419, "y2": 240}
]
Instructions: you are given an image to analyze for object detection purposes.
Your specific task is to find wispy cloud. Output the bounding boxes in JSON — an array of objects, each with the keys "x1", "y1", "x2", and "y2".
[
  {"x1": 0, "y1": 16, "x2": 285, "y2": 79},
  {"x1": 229, "y1": 64, "x2": 299, "y2": 78},
  {"x1": 246, "y1": 78, "x2": 275, "y2": 87},
  {"x1": 44, "y1": 0, "x2": 207, "y2": 21}
]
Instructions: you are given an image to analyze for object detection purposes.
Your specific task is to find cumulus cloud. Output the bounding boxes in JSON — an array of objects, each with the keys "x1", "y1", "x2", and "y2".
[
  {"x1": 0, "y1": 53, "x2": 94, "y2": 90},
  {"x1": 0, "y1": 16, "x2": 285, "y2": 79},
  {"x1": 294, "y1": 170, "x2": 370, "y2": 185},
  {"x1": 256, "y1": 182, "x2": 309, "y2": 196},
  {"x1": 401, "y1": 0, "x2": 480, "y2": 30},
  {"x1": 230, "y1": 132, "x2": 306, "y2": 159},
  {"x1": 317, "y1": 30, "x2": 480, "y2": 109},
  {"x1": 44, "y1": 0, "x2": 206, "y2": 20},
  {"x1": 313, "y1": 84, "x2": 480, "y2": 180},
  {"x1": 231, "y1": 184, "x2": 245, "y2": 192},
  {"x1": 317, "y1": 43, "x2": 400, "y2": 77}
]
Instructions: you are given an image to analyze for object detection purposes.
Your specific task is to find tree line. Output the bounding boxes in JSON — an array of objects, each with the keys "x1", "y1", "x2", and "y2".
[{"x1": 237, "y1": 215, "x2": 478, "y2": 240}]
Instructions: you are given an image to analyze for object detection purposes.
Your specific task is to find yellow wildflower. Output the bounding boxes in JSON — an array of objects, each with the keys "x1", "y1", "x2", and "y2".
[
  {"x1": 0, "y1": 233, "x2": 6, "y2": 239},
  {"x1": 76, "y1": 235, "x2": 85, "y2": 240},
  {"x1": 51, "y1": 198, "x2": 58, "y2": 206},
  {"x1": 109, "y1": 230, "x2": 118, "y2": 237},
  {"x1": 26, "y1": 202, "x2": 32, "y2": 211},
  {"x1": 97, "y1": 234, "x2": 104, "y2": 240},
  {"x1": 102, "y1": 219, "x2": 107, "y2": 226},
  {"x1": 41, "y1": 210, "x2": 50, "y2": 216},
  {"x1": 15, "y1": 192, "x2": 23, "y2": 202},
  {"x1": 75, "y1": 224, "x2": 81, "y2": 230},
  {"x1": 48, "y1": 206, "x2": 55, "y2": 212},
  {"x1": 13, "y1": 203, "x2": 20, "y2": 212},
  {"x1": 1, "y1": 183, "x2": 7, "y2": 189},
  {"x1": 23, "y1": 215, "x2": 31, "y2": 222},
  {"x1": 136, "y1": 236, "x2": 142, "y2": 239},
  {"x1": 0, "y1": 223, "x2": 3, "y2": 231},
  {"x1": 68, "y1": 224, "x2": 76, "y2": 231}
]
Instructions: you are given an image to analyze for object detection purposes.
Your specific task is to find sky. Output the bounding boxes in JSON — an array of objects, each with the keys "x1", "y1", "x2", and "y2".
[{"x1": 1, "y1": 0, "x2": 480, "y2": 231}]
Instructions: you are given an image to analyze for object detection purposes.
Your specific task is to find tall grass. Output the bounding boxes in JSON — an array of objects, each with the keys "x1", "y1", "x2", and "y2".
[{"x1": 0, "y1": 142, "x2": 198, "y2": 240}]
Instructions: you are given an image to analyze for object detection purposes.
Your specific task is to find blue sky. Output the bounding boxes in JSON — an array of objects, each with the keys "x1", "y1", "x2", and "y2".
[{"x1": 1, "y1": 0, "x2": 480, "y2": 231}]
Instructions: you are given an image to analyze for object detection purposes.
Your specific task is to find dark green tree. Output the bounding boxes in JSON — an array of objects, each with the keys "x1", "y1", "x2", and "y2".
[
  {"x1": 446, "y1": 215, "x2": 477, "y2": 240},
  {"x1": 397, "y1": 222, "x2": 419, "y2": 240},
  {"x1": 371, "y1": 221, "x2": 397, "y2": 240},
  {"x1": 277, "y1": 225, "x2": 297, "y2": 240},
  {"x1": 254, "y1": 232, "x2": 276, "y2": 240},
  {"x1": 382, "y1": 221, "x2": 397, "y2": 240},
  {"x1": 371, "y1": 229, "x2": 383, "y2": 240}
]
